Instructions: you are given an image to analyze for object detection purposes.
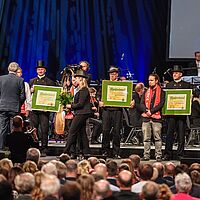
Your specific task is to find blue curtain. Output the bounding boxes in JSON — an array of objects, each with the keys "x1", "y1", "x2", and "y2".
[{"x1": 0, "y1": 0, "x2": 168, "y2": 83}]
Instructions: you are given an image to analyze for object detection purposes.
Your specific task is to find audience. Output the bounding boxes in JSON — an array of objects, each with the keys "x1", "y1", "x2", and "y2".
[{"x1": 0, "y1": 147, "x2": 199, "y2": 200}]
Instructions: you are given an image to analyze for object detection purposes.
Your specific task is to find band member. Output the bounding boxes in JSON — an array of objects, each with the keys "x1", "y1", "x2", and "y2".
[
  {"x1": 29, "y1": 60, "x2": 55, "y2": 156},
  {"x1": 79, "y1": 60, "x2": 92, "y2": 84},
  {"x1": 99, "y1": 66, "x2": 122, "y2": 158},
  {"x1": 64, "y1": 70, "x2": 92, "y2": 157},
  {"x1": 163, "y1": 65, "x2": 191, "y2": 161},
  {"x1": 187, "y1": 51, "x2": 200, "y2": 76},
  {"x1": 140, "y1": 74, "x2": 165, "y2": 161}
]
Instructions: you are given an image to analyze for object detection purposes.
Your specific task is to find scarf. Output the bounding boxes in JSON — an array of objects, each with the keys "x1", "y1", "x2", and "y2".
[{"x1": 142, "y1": 85, "x2": 161, "y2": 119}]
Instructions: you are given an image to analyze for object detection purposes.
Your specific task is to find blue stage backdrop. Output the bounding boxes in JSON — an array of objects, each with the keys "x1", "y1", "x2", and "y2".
[{"x1": 0, "y1": 0, "x2": 168, "y2": 83}]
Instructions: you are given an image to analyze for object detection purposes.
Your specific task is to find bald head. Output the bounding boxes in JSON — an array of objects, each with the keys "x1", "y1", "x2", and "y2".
[
  {"x1": 118, "y1": 170, "x2": 133, "y2": 188},
  {"x1": 94, "y1": 163, "x2": 108, "y2": 179},
  {"x1": 94, "y1": 180, "x2": 111, "y2": 199},
  {"x1": 164, "y1": 162, "x2": 175, "y2": 176},
  {"x1": 153, "y1": 162, "x2": 164, "y2": 177}
]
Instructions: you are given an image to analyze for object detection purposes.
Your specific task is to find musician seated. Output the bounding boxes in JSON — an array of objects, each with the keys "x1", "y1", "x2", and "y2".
[
  {"x1": 187, "y1": 51, "x2": 200, "y2": 76},
  {"x1": 6, "y1": 115, "x2": 38, "y2": 163},
  {"x1": 191, "y1": 88, "x2": 200, "y2": 127}
]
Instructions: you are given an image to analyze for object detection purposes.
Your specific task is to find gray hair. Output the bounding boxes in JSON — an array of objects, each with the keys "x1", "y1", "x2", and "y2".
[
  {"x1": 41, "y1": 162, "x2": 58, "y2": 176},
  {"x1": 175, "y1": 172, "x2": 192, "y2": 193},
  {"x1": 14, "y1": 172, "x2": 35, "y2": 194},
  {"x1": 40, "y1": 174, "x2": 60, "y2": 197},
  {"x1": 26, "y1": 148, "x2": 41, "y2": 165},
  {"x1": 8, "y1": 62, "x2": 19, "y2": 72}
]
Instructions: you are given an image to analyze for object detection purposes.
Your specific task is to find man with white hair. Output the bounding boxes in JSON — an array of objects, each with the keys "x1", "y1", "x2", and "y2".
[
  {"x1": 14, "y1": 172, "x2": 35, "y2": 199},
  {"x1": 173, "y1": 172, "x2": 198, "y2": 200},
  {"x1": 40, "y1": 174, "x2": 60, "y2": 199},
  {"x1": 0, "y1": 62, "x2": 25, "y2": 150}
]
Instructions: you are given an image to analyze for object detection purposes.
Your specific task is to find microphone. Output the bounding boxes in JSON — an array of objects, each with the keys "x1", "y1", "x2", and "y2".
[
  {"x1": 152, "y1": 67, "x2": 157, "y2": 74},
  {"x1": 121, "y1": 53, "x2": 125, "y2": 60},
  {"x1": 164, "y1": 68, "x2": 171, "y2": 75}
]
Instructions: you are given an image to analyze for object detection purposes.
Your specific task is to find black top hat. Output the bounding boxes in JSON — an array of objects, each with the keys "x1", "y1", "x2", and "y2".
[
  {"x1": 108, "y1": 66, "x2": 119, "y2": 73},
  {"x1": 74, "y1": 70, "x2": 88, "y2": 78},
  {"x1": 171, "y1": 65, "x2": 183, "y2": 73},
  {"x1": 36, "y1": 60, "x2": 46, "y2": 69}
]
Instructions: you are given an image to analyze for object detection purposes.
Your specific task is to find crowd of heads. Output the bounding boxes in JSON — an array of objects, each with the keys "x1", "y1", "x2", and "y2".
[{"x1": 0, "y1": 149, "x2": 199, "y2": 199}]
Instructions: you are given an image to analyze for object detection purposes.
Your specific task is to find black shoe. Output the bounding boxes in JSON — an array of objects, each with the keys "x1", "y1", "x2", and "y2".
[
  {"x1": 141, "y1": 157, "x2": 150, "y2": 161},
  {"x1": 162, "y1": 155, "x2": 170, "y2": 161},
  {"x1": 156, "y1": 157, "x2": 162, "y2": 162},
  {"x1": 114, "y1": 155, "x2": 121, "y2": 159}
]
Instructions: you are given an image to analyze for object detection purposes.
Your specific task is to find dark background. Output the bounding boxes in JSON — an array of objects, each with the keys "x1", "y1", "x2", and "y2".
[{"x1": 0, "y1": 0, "x2": 191, "y2": 84}]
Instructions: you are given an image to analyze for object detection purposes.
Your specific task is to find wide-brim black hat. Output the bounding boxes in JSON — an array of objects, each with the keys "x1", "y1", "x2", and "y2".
[
  {"x1": 36, "y1": 60, "x2": 46, "y2": 69},
  {"x1": 171, "y1": 65, "x2": 183, "y2": 73},
  {"x1": 74, "y1": 70, "x2": 88, "y2": 78},
  {"x1": 108, "y1": 66, "x2": 119, "y2": 73}
]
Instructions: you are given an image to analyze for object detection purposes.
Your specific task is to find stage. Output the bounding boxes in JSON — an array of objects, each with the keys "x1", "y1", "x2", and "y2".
[{"x1": 46, "y1": 140, "x2": 200, "y2": 162}]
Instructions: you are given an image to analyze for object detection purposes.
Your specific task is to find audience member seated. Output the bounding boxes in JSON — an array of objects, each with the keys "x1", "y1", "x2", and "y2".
[
  {"x1": 140, "y1": 181, "x2": 159, "y2": 200},
  {"x1": 93, "y1": 179, "x2": 115, "y2": 200},
  {"x1": 6, "y1": 116, "x2": 38, "y2": 164},
  {"x1": 0, "y1": 180, "x2": 13, "y2": 200},
  {"x1": 40, "y1": 174, "x2": 60, "y2": 200},
  {"x1": 77, "y1": 174, "x2": 95, "y2": 200},
  {"x1": 65, "y1": 159, "x2": 78, "y2": 182},
  {"x1": 26, "y1": 148, "x2": 41, "y2": 166},
  {"x1": 14, "y1": 172, "x2": 35, "y2": 200},
  {"x1": 114, "y1": 170, "x2": 139, "y2": 200},
  {"x1": 60, "y1": 181, "x2": 81, "y2": 200},
  {"x1": 157, "y1": 183, "x2": 173, "y2": 200},
  {"x1": 106, "y1": 160, "x2": 118, "y2": 187},
  {"x1": 163, "y1": 162, "x2": 175, "y2": 187},
  {"x1": 153, "y1": 162, "x2": 169, "y2": 185},
  {"x1": 131, "y1": 163, "x2": 153, "y2": 194},
  {"x1": 173, "y1": 172, "x2": 199, "y2": 200}
]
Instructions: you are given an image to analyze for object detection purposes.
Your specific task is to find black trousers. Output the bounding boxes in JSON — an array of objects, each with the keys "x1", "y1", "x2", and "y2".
[
  {"x1": 102, "y1": 109, "x2": 122, "y2": 156},
  {"x1": 0, "y1": 111, "x2": 18, "y2": 149},
  {"x1": 164, "y1": 116, "x2": 186, "y2": 157},
  {"x1": 64, "y1": 114, "x2": 90, "y2": 155},
  {"x1": 30, "y1": 111, "x2": 49, "y2": 150},
  {"x1": 89, "y1": 118, "x2": 102, "y2": 141}
]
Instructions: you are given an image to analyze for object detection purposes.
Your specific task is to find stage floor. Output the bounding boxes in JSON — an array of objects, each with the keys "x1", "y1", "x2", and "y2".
[{"x1": 47, "y1": 140, "x2": 200, "y2": 161}]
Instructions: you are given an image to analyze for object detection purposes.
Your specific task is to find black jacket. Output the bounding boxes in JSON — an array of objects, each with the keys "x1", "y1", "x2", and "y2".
[
  {"x1": 72, "y1": 87, "x2": 92, "y2": 115},
  {"x1": 186, "y1": 61, "x2": 198, "y2": 76},
  {"x1": 166, "y1": 80, "x2": 191, "y2": 89},
  {"x1": 29, "y1": 76, "x2": 55, "y2": 87}
]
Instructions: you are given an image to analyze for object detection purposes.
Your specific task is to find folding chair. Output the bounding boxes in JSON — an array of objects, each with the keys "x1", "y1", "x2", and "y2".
[
  {"x1": 186, "y1": 116, "x2": 200, "y2": 147},
  {"x1": 122, "y1": 108, "x2": 142, "y2": 146}
]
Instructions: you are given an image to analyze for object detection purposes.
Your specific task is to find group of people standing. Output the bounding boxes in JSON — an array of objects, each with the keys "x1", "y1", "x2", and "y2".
[{"x1": 0, "y1": 59, "x2": 197, "y2": 162}]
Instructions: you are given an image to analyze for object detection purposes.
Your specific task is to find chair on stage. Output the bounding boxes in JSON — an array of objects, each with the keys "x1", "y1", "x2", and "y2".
[
  {"x1": 122, "y1": 108, "x2": 142, "y2": 146},
  {"x1": 186, "y1": 116, "x2": 200, "y2": 147}
]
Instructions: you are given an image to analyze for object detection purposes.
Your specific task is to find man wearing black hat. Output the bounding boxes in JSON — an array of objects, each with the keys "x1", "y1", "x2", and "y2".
[
  {"x1": 99, "y1": 66, "x2": 122, "y2": 158},
  {"x1": 29, "y1": 60, "x2": 55, "y2": 156},
  {"x1": 163, "y1": 65, "x2": 191, "y2": 161}
]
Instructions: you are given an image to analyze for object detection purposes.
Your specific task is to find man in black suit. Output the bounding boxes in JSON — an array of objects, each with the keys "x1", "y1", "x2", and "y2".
[
  {"x1": 0, "y1": 62, "x2": 25, "y2": 150},
  {"x1": 163, "y1": 65, "x2": 191, "y2": 161},
  {"x1": 187, "y1": 51, "x2": 200, "y2": 76},
  {"x1": 29, "y1": 60, "x2": 55, "y2": 156}
]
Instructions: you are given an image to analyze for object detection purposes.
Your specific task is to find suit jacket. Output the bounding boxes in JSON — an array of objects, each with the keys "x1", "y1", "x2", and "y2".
[
  {"x1": 166, "y1": 80, "x2": 191, "y2": 89},
  {"x1": 0, "y1": 73, "x2": 25, "y2": 113},
  {"x1": 29, "y1": 76, "x2": 55, "y2": 87},
  {"x1": 72, "y1": 87, "x2": 92, "y2": 115}
]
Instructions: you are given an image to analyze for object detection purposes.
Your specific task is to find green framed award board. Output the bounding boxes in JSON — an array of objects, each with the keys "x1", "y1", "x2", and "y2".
[
  {"x1": 102, "y1": 80, "x2": 133, "y2": 107},
  {"x1": 32, "y1": 85, "x2": 62, "y2": 112}
]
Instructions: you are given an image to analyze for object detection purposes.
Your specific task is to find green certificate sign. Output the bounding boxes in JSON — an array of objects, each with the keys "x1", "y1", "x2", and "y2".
[
  {"x1": 102, "y1": 80, "x2": 133, "y2": 107},
  {"x1": 32, "y1": 85, "x2": 62, "y2": 112},
  {"x1": 162, "y1": 89, "x2": 192, "y2": 115}
]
